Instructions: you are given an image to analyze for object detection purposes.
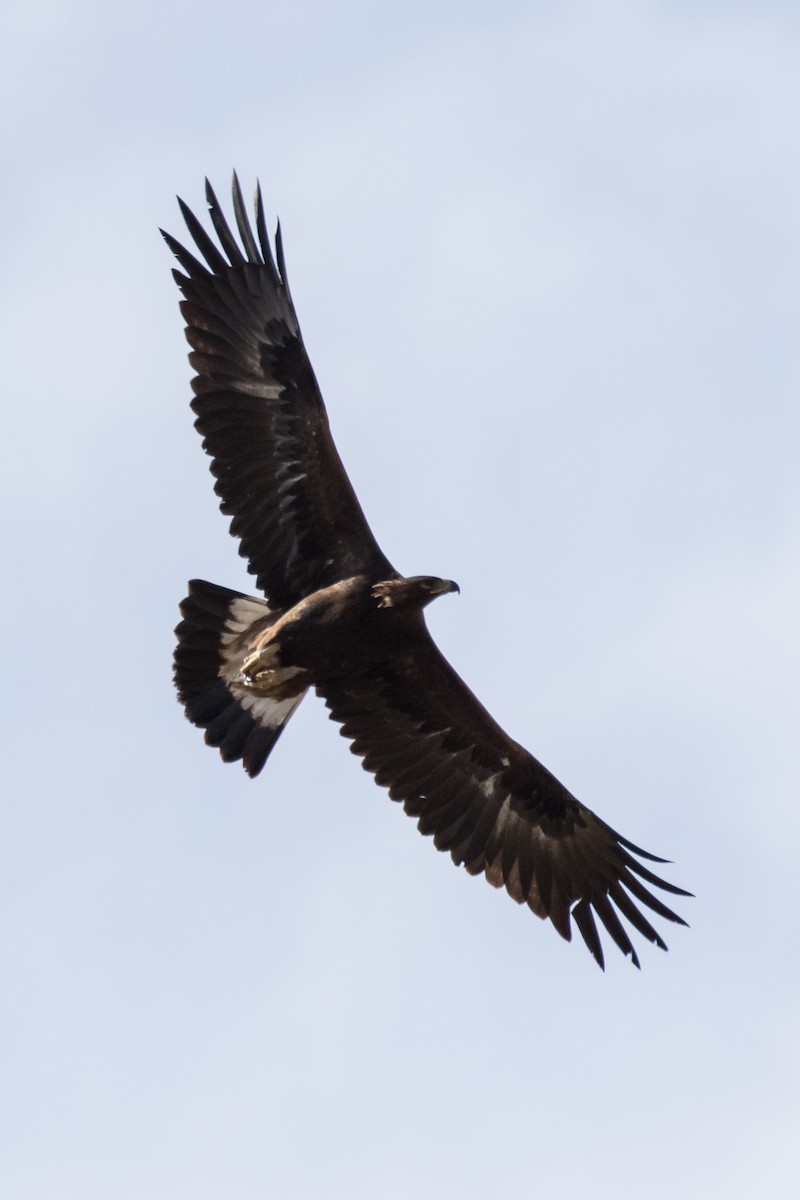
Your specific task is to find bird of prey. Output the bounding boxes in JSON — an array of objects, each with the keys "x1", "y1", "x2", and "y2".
[{"x1": 164, "y1": 175, "x2": 689, "y2": 969}]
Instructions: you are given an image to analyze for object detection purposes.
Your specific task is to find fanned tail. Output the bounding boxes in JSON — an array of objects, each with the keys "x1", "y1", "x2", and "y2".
[{"x1": 174, "y1": 579, "x2": 308, "y2": 777}]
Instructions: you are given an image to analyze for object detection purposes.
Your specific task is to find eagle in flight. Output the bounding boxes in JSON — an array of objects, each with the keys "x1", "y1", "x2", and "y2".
[{"x1": 164, "y1": 175, "x2": 689, "y2": 969}]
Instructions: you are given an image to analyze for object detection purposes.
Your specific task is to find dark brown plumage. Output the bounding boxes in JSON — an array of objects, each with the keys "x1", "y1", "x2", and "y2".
[{"x1": 166, "y1": 175, "x2": 689, "y2": 969}]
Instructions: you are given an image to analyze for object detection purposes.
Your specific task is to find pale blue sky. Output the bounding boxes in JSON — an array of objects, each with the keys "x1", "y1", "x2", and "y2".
[{"x1": 2, "y1": 3, "x2": 799, "y2": 1197}]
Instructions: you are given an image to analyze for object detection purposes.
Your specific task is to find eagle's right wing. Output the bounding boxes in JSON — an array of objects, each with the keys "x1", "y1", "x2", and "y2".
[
  {"x1": 318, "y1": 617, "x2": 689, "y2": 970},
  {"x1": 163, "y1": 176, "x2": 398, "y2": 609}
]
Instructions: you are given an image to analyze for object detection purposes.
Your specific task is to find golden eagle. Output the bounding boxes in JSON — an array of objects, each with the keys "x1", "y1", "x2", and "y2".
[{"x1": 165, "y1": 176, "x2": 689, "y2": 969}]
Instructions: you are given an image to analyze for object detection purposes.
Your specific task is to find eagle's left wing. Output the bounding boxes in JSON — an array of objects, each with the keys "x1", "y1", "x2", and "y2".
[{"x1": 318, "y1": 618, "x2": 689, "y2": 969}]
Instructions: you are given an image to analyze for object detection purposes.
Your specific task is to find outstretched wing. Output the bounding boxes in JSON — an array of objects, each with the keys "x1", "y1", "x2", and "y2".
[
  {"x1": 319, "y1": 617, "x2": 689, "y2": 969},
  {"x1": 163, "y1": 175, "x2": 397, "y2": 609}
]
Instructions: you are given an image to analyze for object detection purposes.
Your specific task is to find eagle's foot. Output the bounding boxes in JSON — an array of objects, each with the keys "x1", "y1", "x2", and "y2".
[{"x1": 241, "y1": 650, "x2": 275, "y2": 686}]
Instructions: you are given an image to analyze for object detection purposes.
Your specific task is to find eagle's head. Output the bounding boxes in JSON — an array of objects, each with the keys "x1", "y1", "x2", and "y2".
[{"x1": 372, "y1": 575, "x2": 460, "y2": 610}]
